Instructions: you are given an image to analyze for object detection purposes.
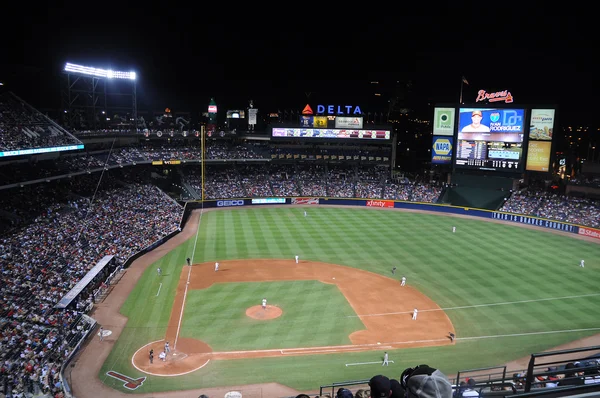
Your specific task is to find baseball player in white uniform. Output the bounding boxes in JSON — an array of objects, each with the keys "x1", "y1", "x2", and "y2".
[
  {"x1": 452, "y1": 226, "x2": 456, "y2": 233},
  {"x1": 580, "y1": 259, "x2": 585, "y2": 267},
  {"x1": 382, "y1": 351, "x2": 389, "y2": 366},
  {"x1": 401, "y1": 276, "x2": 406, "y2": 286},
  {"x1": 215, "y1": 262, "x2": 219, "y2": 271},
  {"x1": 412, "y1": 308, "x2": 418, "y2": 320},
  {"x1": 304, "y1": 210, "x2": 307, "y2": 217},
  {"x1": 262, "y1": 298, "x2": 267, "y2": 310},
  {"x1": 157, "y1": 267, "x2": 162, "y2": 276},
  {"x1": 295, "y1": 255, "x2": 299, "y2": 264}
]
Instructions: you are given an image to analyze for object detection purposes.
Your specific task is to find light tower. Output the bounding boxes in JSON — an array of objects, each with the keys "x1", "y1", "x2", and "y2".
[{"x1": 61, "y1": 62, "x2": 137, "y2": 132}]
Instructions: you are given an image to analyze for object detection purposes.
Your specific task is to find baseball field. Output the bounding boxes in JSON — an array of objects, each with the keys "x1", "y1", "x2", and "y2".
[{"x1": 94, "y1": 206, "x2": 600, "y2": 395}]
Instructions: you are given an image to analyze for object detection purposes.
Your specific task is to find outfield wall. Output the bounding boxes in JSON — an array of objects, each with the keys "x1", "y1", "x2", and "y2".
[{"x1": 183, "y1": 197, "x2": 600, "y2": 240}]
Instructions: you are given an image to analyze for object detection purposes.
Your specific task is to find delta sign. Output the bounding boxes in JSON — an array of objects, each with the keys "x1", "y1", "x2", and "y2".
[
  {"x1": 302, "y1": 104, "x2": 362, "y2": 115},
  {"x1": 432, "y1": 136, "x2": 453, "y2": 164}
]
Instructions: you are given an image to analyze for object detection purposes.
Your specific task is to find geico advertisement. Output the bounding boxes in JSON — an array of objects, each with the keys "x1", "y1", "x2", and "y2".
[
  {"x1": 525, "y1": 141, "x2": 551, "y2": 172},
  {"x1": 216, "y1": 200, "x2": 245, "y2": 207}
]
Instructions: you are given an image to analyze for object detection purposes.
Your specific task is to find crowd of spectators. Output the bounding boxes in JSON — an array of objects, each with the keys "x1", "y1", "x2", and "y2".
[
  {"x1": 0, "y1": 92, "x2": 82, "y2": 152},
  {"x1": 0, "y1": 171, "x2": 183, "y2": 397},
  {"x1": 181, "y1": 164, "x2": 443, "y2": 203},
  {"x1": 500, "y1": 190, "x2": 600, "y2": 228}
]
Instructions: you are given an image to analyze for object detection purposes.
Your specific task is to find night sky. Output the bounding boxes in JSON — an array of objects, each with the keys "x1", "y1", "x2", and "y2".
[{"x1": 2, "y1": 12, "x2": 597, "y2": 126}]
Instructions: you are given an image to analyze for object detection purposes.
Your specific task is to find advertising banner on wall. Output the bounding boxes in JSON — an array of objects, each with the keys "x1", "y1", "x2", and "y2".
[
  {"x1": 579, "y1": 227, "x2": 600, "y2": 240},
  {"x1": 529, "y1": 109, "x2": 555, "y2": 140},
  {"x1": 335, "y1": 116, "x2": 363, "y2": 129},
  {"x1": 366, "y1": 200, "x2": 394, "y2": 208},
  {"x1": 432, "y1": 136, "x2": 453, "y2": 164},
  {"x1": 292, "y1": 197, "x2": 319, "y2": 205},
  {"x1": 526, "y1": 140, "x2": 552, "y2": 172},
  {"x1": 433, "y1": 107, "x2": 455, "y2": 136}
]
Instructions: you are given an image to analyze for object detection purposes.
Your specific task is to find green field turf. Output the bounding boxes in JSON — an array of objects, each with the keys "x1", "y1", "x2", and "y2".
[
  {"x1": 99, "y1": 207, "x2": 600, "y2": 393},
  {"x1": 180, "y1": 281, "x2": 365, "y2": 350}
]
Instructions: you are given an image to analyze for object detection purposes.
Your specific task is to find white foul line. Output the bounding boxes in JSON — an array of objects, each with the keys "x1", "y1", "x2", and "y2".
[
  {"x1": 156, "y1": 283, "x2": 162, "y2": 297},
  {"x1": 455, "y1": 327, "x2": 600, "y2": 341},
  {"x1": 349, "y1": 292, "x2": 600, "y2": 318},
  {"x1": 346, "y1": 360, "x2": 394, "y2": 367},
  {"x1": 174, "y1": 211, "x2": 203, "y2": 351},
  {"x1": 210, "y1": 328, "x2": 600, "y2": 358}
]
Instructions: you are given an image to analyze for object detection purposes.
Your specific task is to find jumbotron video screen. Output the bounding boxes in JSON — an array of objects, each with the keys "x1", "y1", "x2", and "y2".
[{"x1": 454, "y1": 107, "x2": 526, "y2": 171}]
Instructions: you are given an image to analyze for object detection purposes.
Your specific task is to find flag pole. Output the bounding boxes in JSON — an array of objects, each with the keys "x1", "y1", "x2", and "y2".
[{"x1": 459, "y1": 77, "x2": 464, "y2": 104}]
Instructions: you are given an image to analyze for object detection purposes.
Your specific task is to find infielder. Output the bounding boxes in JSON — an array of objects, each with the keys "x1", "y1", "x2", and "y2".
[
  {"x1": 580, "y1": 259, "x2": 585, "y2": 268},
  {"x1": 412, "y1": 308, "x2": 418, "y2": 320},
  {"x1": 215, "y1": 262, "x2": 219, "y2": 271},
  {"x1": 295, "y1": 255, "x2": 299, "y2": 264},
  {"x1": 262, "y1": 298, "x2": 267, "y2": 310},
  {"x1": 382, "y1": 351, "x2": 389, "y2": 366},
  {"x1": 157, "y1": 267, "x2": 162, "y2": 276},
  {"x1": 392, "y1": 266, "x2": 397, "y2": 275},
  {"x1": 401, "y1": 276, "x2": 406, "y2": 286}
]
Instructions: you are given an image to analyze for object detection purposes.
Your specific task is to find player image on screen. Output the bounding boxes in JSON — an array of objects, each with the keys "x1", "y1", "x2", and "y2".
[
  {"x1": 460, "y1": 110, "x2": 490, "y2": 133},
  {"x1": 455, "y1": 108, "x2": 526, "y2": 171}
]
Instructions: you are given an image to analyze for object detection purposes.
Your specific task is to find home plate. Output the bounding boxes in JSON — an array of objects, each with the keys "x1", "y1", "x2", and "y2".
[{"x1": 332, "y1": 277, "x2": 335, "y2": 279}]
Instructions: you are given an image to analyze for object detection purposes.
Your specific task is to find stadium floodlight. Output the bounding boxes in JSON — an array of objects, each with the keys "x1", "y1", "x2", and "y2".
[{"x1": 64, "y1": 62, "x2": 136, "y2": 80}]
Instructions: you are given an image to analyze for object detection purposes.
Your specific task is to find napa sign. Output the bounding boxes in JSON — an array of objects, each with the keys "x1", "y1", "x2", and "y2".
[
  {"x1": 302, "y1": 104, "x2": 362, "y2": 115},
  {"x1": 432, "y1": 136, "x2": 453, "y2": 164}
]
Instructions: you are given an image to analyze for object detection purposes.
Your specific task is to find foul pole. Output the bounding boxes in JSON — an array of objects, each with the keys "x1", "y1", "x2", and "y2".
[{"x1": 201, "y1": 125, "x2": 205, "y2": 201}]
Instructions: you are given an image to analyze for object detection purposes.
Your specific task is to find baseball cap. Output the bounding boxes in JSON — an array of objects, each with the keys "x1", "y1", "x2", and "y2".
[
  {"x1": 404, "y1": 365, "x2": 453, "y2": 398},
  {"x1": 471, "y1": 110, "x2": 482, "y2": 117},
  {"x1": 370, "y1": 375, "x2": 391, "y2": 398}
]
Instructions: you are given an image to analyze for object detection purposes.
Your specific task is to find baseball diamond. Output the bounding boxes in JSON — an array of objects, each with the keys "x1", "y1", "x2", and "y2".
[
  {"x1": 67, "y1": 205, "x2": 600, "y2": 397},
  {"x1": 130, "y1": 259, "x2": 454, "y2": 376}
]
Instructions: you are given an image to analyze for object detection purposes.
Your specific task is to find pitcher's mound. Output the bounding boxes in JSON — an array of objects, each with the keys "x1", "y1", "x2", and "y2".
[{"x1": 246, "y1": 305, "x2": 282, "y2": 320}]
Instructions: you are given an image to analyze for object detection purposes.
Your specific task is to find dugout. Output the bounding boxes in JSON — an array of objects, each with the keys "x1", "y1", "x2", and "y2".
[{"x1": 441, "y1": 173, "x2": 517, "y2": 210}]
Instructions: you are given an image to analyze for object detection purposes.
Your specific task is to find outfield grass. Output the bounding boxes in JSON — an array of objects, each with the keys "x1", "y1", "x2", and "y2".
[{"x1": 99, "y1": 207, "x2": 600, "y2": 393}]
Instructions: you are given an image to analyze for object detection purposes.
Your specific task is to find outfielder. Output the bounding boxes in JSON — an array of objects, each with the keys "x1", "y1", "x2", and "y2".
[
  {"x1": 215, "y1": 262, "x2": 219, "y2": 271},
  {"x1": 412, "y1": 308, "x2": 418, "y2": 320},
  {"x1": 392, "y1": 266, "x2": 397, "y2": 275},
  {"x1": 452, "y1": 226, "x2": 456, "y2": 233},
  {"x1": 304, "y1": 210, "x2": 307, "y2": 217},
  {"x1": 580, "y1": 259, "x2": 585, "y2": 268}
]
